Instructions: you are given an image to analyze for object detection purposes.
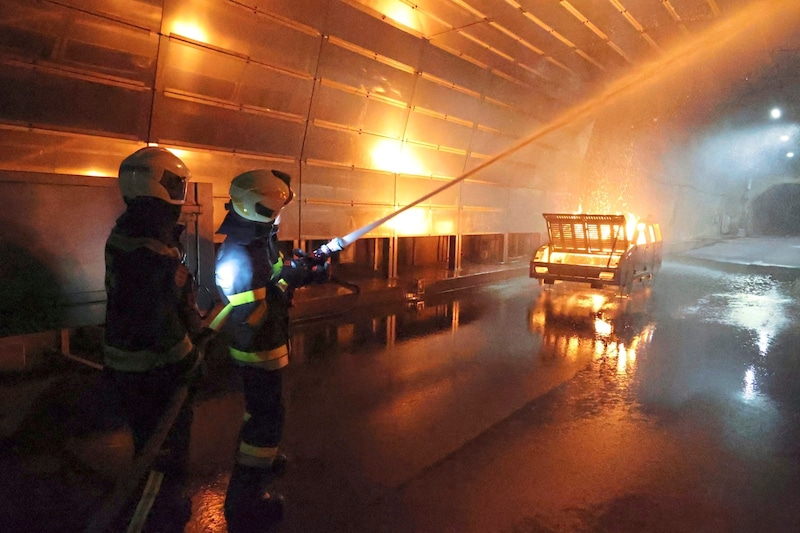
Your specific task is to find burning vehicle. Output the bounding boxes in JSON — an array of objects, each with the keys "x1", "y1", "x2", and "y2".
[{"x1": 530, "y1": 213, "x2": 662, "y2": 295}]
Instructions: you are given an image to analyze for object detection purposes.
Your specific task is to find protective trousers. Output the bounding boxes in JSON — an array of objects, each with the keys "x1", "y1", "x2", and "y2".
[
  {"x1": 104, "y1": 358, "x2": 195, "y2": 527},
  {"x1": 224, "y1": 366, "x2": 285, "y2": 530},
  {"x1": 237, "y1": 366, "x2": 284, "y2": 468}
]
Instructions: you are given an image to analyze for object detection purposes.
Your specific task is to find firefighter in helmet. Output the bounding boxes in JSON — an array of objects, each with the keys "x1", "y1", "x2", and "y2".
[
  {"x1": 212, "y1": 169, "x2": 330, "y2": 530},
  {"x1": 102, "y1": 146, "x2": 204, "y2": 529}
]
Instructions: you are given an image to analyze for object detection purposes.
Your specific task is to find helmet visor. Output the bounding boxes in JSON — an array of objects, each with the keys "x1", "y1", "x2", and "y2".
[{"x1": 160, "y1": 169, "x2": 188, "y2": 202}]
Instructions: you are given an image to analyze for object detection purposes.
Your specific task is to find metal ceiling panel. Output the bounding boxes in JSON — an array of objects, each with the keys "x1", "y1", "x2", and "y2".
[
  {"x1": 668, "y1": 0, "x2": 721, "y2": 22},
  {"x1": 411, "y1": 77, "x2": 482, "y2": 124},
  {"x1": 311, "y1": 84, "x2": 408, "y2": 139},
  {"x1": 301, "y1": 164, "x2": 396, "y2": 206},
  {"x1": 348, "y1": 0, "x2": 453, "y2": 36},
  {"x1": 485, "y1": 2, "x2": 578, "y2": 63},
  {"x1": 484, "y1": 75, "x2": 559, "y2": 118},
  {"x1": 418, "y1": 43, "x2": 492, "y2": 95},
  {"x1": 304, "y1": 124, "x2": 408, "y2": 171},
  {"x1": 324, "y1": 2, "x2": 425, "y2": 69},
  {"x1": 461, "y1": 181, "x2": 510, "y2": 209},
  {"x1": 460, "y1": 206, "x2": 509, "y2": 234},
  {"x1": 158, "y1": 38, "x2": 314, "y2": 116},
  {"x1": 163, "y1": 0, "x2": 321, "y2": 76},
  {"x1": 250, "y1": 0, "x2": 331, "y2": 31},
  {"x1": 412, "y1": 0, "x2": 486, "y2": 34},
  {"x1": 404, "y1": 112, "x2": 474, "y2": 152},
  {"x1": 151, "y1": 93, "x2": 306, "y2": 156},
  {"x1": 0, "y1": 0, "x2": 158, "y2": 85},
  {"x1": 615, "y1": 0, "x2": 685, "y2": 36},
  {"x1": 52, "y1": 0, "x2": 162, "y2": 31},
  {"x1": 0, "y1": 65, "x2": 151, "y2": 138},
  {"x1": 428, "y1": 28, "x2": 500, "y2": 72},
  {"x1": 512, "y1": 0, "x2": 632, "y2": 74},
  {"x1": 476, "y1": 98, "x2": 537, "y2": 138},
  {"x1": 469, "y1": 128, "x2": 515, "y2": 159},
  {"x1": 401, "y1": 142, "x2": 468, "y2": 177},
  {"x1": 316, "y1": 43, "x2": 417, "y2": 104},
  {"x1": 457, "y1": 21, "x2": 541, "y2": 73},
  {"x1": 299, "y1": 201, "x2": 396, "y2": 238},
  {"x1": 565, "y1": 0, "x2": 655, "y2": 62},
  {"x1": 0, "y1": 128, "x2": 140, "y2": 176},
  {"x1": 396, "y1": 174, "x2": 460, "y2": 207},
  {"x1": 516, "y1": 0, "x2": 606, "y2": 53},
  {"x1": 236, "y1": 64, "x2": 315, "y2": 117}
]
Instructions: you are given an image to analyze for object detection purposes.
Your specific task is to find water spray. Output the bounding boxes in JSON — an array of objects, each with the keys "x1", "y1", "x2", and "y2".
[{"x1": 313, "y1": 0, "x2": 800, "y2": 260}]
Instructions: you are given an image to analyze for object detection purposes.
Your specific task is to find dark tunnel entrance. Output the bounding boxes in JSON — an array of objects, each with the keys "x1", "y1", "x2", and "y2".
[{"x1": 749, "y1": 183, "x2": 800, "y2": 236}]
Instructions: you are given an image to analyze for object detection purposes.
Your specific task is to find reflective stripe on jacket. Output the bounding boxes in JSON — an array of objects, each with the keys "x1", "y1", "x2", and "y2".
[
  {"x1": 103, "y1": 221, "x2": 199, "y2": 372},
  {"x1": 214, "y1": 216, "x2": 292, "y2": 369}
]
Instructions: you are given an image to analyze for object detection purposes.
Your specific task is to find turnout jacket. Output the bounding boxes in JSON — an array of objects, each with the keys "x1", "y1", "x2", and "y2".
[
  {"x1": 213, "y1": 211, "x2": 291, "y2": 370},
  {"x1": 103, "y1": 199, "x2": 201, "y2": 372}
]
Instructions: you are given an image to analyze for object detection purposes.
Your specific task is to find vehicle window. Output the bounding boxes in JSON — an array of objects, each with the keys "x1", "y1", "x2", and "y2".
[
  {"x1": 653, "y1": 224, "x2": 662, "y2": 242},
  {"x1": 635, "y1": 223, "x2": 647, "y2": 245}
]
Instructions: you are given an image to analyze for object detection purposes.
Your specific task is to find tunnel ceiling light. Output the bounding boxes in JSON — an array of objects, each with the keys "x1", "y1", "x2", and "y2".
[
  {"x1": 780, "y1": 134, "x2": 790, "y2": 142},
  {"x1": 171, "y1": 21, "x2": 208, "y2": 44},
  {"x1": 787, "y1": 152, "x2": 795, "y2": 158},
  {"x1": 770, "y1": 107, "x2": 782, "y2": 119}
]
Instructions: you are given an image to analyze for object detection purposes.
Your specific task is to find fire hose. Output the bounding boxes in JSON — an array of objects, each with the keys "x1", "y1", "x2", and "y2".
[{"x1": 85, "y1": 336, "x2": 209, "y2": 533}]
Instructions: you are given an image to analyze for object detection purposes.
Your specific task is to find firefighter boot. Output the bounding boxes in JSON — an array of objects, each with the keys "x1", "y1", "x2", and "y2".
[{"x1": 224, "y1": 463, "x2": 285, "y2": 533}]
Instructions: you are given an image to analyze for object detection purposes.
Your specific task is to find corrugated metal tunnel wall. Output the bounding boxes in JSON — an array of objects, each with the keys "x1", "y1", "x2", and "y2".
[
  {"x1": 0, "y1": 0, "x2": 590, "y2": 243},
  {"x1": 0, "y1": 0, "x2": 592, "y2": 336},
  {"x1": 2, "y1": 0, "x2": 798, "y2": 337}
]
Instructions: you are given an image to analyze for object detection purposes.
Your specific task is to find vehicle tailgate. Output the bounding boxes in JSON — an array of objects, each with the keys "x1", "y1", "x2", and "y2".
[{"x1": 543, "y1": 213, "x2": 629, "y2": 254}]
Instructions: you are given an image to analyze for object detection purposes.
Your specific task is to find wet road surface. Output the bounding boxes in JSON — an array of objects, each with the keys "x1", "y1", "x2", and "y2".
[
  {"x1": 185, "y1": 259, "x2": 800, "y2": 533},
  {"x1": 4, "y1": 258, "x2": 800, "y2": 532}
]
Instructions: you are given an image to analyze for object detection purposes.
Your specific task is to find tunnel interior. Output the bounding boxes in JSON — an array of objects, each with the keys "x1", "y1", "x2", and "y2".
[{"x1": 750, "y1": 183, "x2": 800, "y2": 235}]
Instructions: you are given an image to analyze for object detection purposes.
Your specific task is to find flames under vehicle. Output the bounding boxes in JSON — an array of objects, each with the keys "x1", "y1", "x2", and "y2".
[{"x1": 530, "y1": 213, "x2": 662, "y2": 295}]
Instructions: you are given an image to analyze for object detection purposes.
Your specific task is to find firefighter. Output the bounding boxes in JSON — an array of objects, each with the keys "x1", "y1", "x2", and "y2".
[
  {"x1": 212, "y1": 169, "x2": 330, "y2": 531},
  {"x1": 102, "y1": 146, "x2": 204, "y2": 529}
]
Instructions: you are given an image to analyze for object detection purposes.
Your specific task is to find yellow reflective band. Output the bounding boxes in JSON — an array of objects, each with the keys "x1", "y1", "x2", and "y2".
[
  {"x1": 239, "y1": 443, "x2": 279, "y2": 459},
  {"x1": 208, "y1": 287, "x2": 268, "y2": 331},
  {"x1": 208, "y1": 304, "x2": 232, "y2": 331},
  {"x1": 228, "y1": 287, "x2": 268, "y2": 306},
  {"x1": 277, "y1": 279, "x2": 289, "y2": 293},
  {"x1": 272, "y1": 256, "x2": 283, "y2": 280},
  {"x1": 236, "y1": 444, "x2": 280, "y2": 468},
  {"x1": 229, "y1": 345, "x2": 289, "y2": 370}
]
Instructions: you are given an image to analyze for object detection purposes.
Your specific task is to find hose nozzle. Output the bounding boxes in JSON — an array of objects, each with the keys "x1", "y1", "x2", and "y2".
[{"x1": 314, "y1": 237, "x2": 346, "y2": 258}]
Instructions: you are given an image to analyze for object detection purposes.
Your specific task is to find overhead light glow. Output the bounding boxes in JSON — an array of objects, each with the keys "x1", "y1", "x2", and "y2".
[
  {"x1": 81, "y1": 168, "x2": 107, "y2": 177},
  {"x1": 780, "y1": 134, "x2": 790, "y2": 142},
  {"x1": 788, "y1": 152, "x2": 795, "y2": 158},
  {"x1": 434, "y1": 219, "x2": 454, "y2": 234},
  {"x1": 165, "y1": 148, "x2": 190, "y2": 159},
  {"x1": 770, "y1": 107, "x2": 782, "y2": 119},
  {"x1": 387, "y1": 207, "x2": 430, "y2": 235},
  {"x1": 371, "y1": 139, "x2": 425, "y2": 175},
  {"x1": 379, "y1": 2, "x2": 423, "y2": 33},
  {"x1": 171, "y1": 20, "x2": 208, "y2": 43}
]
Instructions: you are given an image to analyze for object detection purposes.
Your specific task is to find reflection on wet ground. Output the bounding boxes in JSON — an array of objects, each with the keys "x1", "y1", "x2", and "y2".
[{"x1": 4, "y1": 259, "x2": 800, "y2": 532}]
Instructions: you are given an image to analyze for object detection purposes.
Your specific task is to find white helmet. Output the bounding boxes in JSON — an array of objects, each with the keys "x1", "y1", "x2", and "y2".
[
  {"x1": 229, "y1": 169, "x2": 294, "y2": 223},
  {"x1": 118, "y1": 146, "x2": 190, "y2": 205}
]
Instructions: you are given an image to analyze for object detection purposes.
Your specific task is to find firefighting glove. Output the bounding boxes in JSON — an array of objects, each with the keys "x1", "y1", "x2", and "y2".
[
  {"x1": 277, "y1": 263, "x2": 304, "y2": 305},
  {"x1": 291, "y1": 248, "x2": 331, "y2": 285}
]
